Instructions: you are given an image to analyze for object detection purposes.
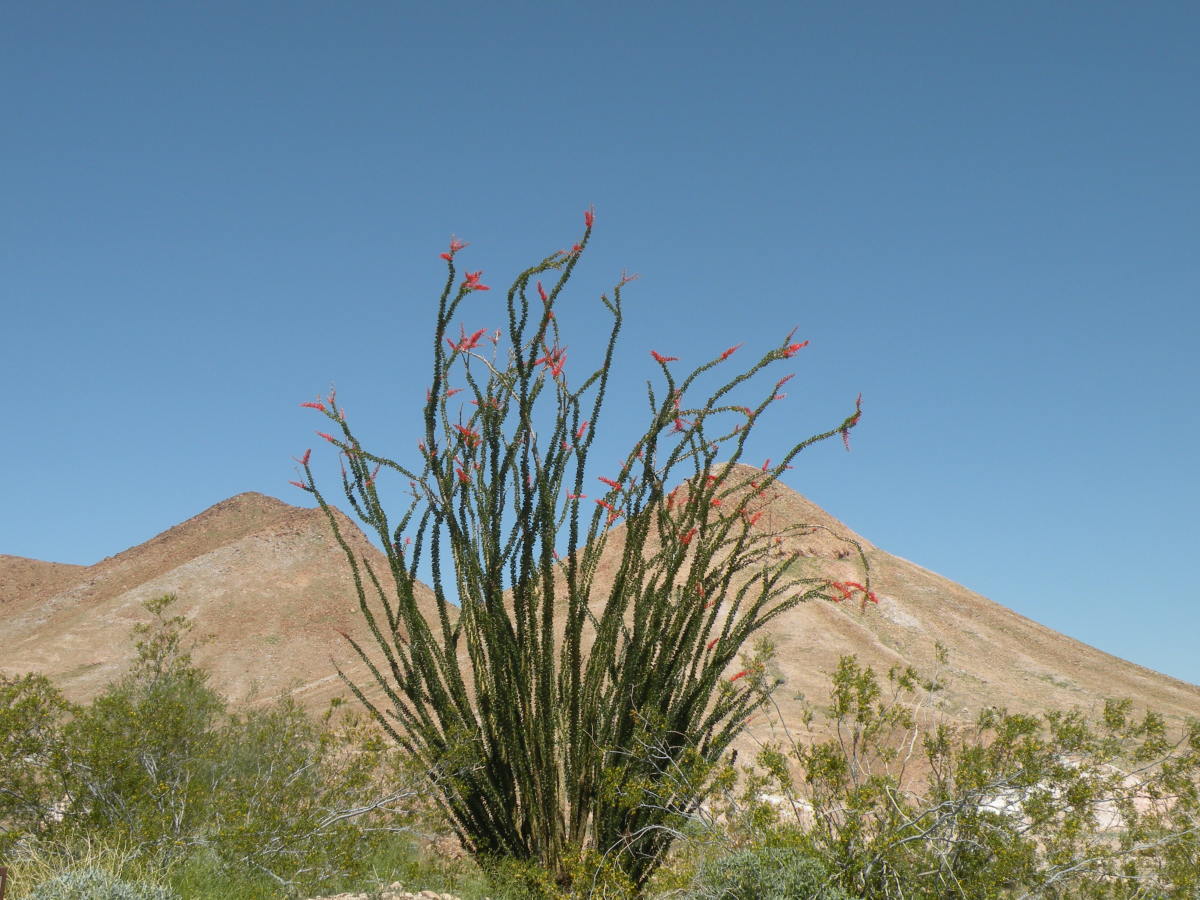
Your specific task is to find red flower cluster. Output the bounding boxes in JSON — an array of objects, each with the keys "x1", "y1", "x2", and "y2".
[
  {"x1": 447, "y1": 326, "x2": 488, "y2": 352},
  {"x1": 650, "y1": 350, "x2": 679, "y2": 364},
  {"x1": 595, "y1": 499, "x2": 621, "y2": 525},
  {"x1": 534, "y1": 344, "x2": 567, "y2": 378},
  {"x1": 828, "y1": 580, "x2": 879, "y2": 608},
  {"x1": 440, "y1": 236, "x2": 469, "y2": 261},
  {"x1": 719, "y1": 343, "x2": 743, "y2": 361},
  {"x1": 462, "y1": 271, "x2": 490, "y2": 291},
  {"x1": 453, "y1": 424, "x2": 481, "y2": 446}
]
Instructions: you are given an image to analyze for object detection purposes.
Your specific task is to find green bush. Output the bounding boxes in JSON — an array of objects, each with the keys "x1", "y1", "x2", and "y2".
[
  {"x1": 24, "y1": 867, "x2": 179, "y2": 900},
  {"x1": 3, "y1": 594, "x2": 435, "y2": 897},
  {"x1": 690, "y1": 846, "x2": 855, "y2": 899},
  {"x1": 0, "y1": 672, "x2": 71, "y2": 856},
  {"x1": 708, "y1": 648, "x2": 1200, "y2": 899}
]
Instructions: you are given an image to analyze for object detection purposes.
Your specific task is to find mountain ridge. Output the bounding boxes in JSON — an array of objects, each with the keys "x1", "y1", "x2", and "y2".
[{"x1": 3, "y1": 480, "x2": 1196, "y2": 740}]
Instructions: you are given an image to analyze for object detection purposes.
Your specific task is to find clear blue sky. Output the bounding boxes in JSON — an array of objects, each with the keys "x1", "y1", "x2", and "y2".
[{"x1": 4, "y1": 2, "x2": 1197, "y2": 687}]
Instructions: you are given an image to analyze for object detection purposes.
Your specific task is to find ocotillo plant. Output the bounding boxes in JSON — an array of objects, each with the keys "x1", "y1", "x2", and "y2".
[{"x1": 294, "y1": 210, "x2": 871, "y2": 894}]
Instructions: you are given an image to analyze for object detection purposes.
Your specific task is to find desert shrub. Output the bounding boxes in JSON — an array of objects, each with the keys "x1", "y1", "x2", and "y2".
[
  {"x1": 24, "y1": 867, "x2": 178, "y2": 900},
  {"x1": 0, "y1": 673, "x2": 71, "y2": 856},
  {"x1": 5, "y1": 595, "x2": 434, "y2": 897},
  {"x1": 710, "y1": 649, "x2": 1200, "y2": 899},
  {"x1": 3, "y1": 832, "x2": 175, "y2": 900},
  {"x1": 58, "y1": 596, "x2": 224, "y2": 855},
  {"x1": 689, "y1": 845, "x2": 856, "y2": 899},
  {"x1": 297, "y1": 210, "x2": 868, "y2": 893}
]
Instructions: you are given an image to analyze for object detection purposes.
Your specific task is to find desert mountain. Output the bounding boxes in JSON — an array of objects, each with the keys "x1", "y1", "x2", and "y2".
[
  {"x1": 0, "y1": 492, "x2": 437, "y2": 710},
  {"x1": 3, "y1": 479, "x2": 1198, "y2": 743}
]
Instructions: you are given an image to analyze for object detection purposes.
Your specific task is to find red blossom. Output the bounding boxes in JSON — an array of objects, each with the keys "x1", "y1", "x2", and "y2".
[
  {"x1": 673, "y1": 417, "x2": 686, "y2": 432},
  {"x1": 570, "y1": 243, "x2": 583, "y2": 255},
  {"x1": 537, "y1": 281, "x2": 548, "y2": 302},
  {"x1": 534, "y1": 344, "x2": 567, "y2": 378},
  {"x1": 595, "y1": 499, "x2": 622, "y2": 524},
  {"x1": 761, "y1": 458, "x2": 771, "y2": 471},
  {"x1": 441, "y1": 236, "x2": 469, "y2": 260},
  {"x1": 744, "y1": 511, "x2": 763, "y2": 526},
  {"x1": 719, "y1": 343, "x2": 743, "y2": 361},
  {"x1": 619, "y1": 270, "x2": 639, "y2": 286},
  {"x1": 288, "y1": 480, "x2": 312, "y2": 491},
  {"x1": 455, "y1": 466, "x2": 470, "y2": 484},
  {"x1": 453, "y1": 424, "x2": 481, "y2": 445},
  {"x1": 598, "y1": 476, "x2": 623, "y2": 491},
  {"x1": 827, "y1": 580, "x2": 878, "y2": 607},
  {"x1": 317, "y1": 432, "x2": 336, "y2": 443},
  {"x1": 300, "y1": 401, "x2": 327, "y2": 413},
  {"x1": 567, "y1": 492, "x2": 587, "y2": 500},
  {"x1": 447, "y1": 326, "x2": 488, "y2": 352},
  {"x1": 710, "y1": 498, "x2": 722, "y2": 507},
  {"x1": 584, "y1": 207, "x2": 595, "y2": 228},
  {"x1": 650, "y1": 350, "x2": 679, "y2": 364},
  {"x1": 706, "y1": 638, "x2": 719, "y2": 651},
  {"x1": 680, "y1": 527, "x2": 697, "y2": 546},
  {"x1": 446, "y1": 387, "x2": 464, "y2": 398},
  {"x1": 729, "y1": 670, "x2": 748, "y2": 683},
  {"x1": 575, "y1": 420, "x2": 589, "y2": 441},
  {"x1": 462, "y1": 271, "x2": 490, "y2": 292},
  {"x1": 782, "y1": 340, "x2": 809, "y2": 358}
]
